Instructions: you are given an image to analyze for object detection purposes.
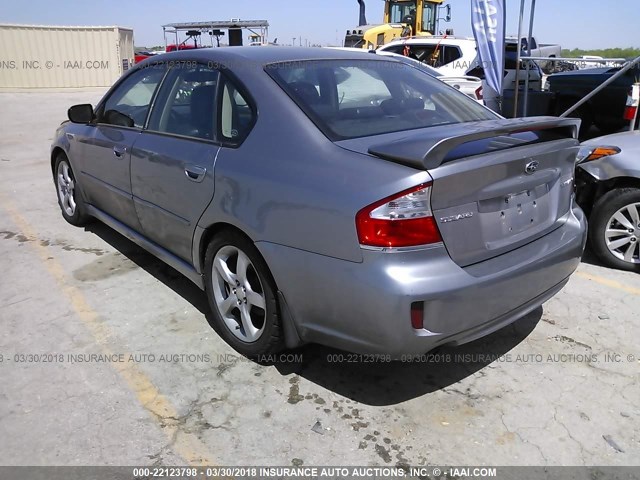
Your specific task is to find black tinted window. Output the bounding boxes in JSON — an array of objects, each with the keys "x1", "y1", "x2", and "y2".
[
  {"x1": 268, "y1": 59, "x2": 496, "y2": 140},
  {"x1": 443, "y1": 46, "x2": 462, "y2": 64},
  {"x1": 100, "y1": 66, "x2": 166, "y2": 128},
  {"x1": 383, "y1": 45, "x2": 406, "y2": 55},
  {"x1": 408, "y1": 45, "x2": 438, "y2": 63}
]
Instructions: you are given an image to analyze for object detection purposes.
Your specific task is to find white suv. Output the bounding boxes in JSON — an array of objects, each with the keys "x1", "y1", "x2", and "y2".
[{"x1": 378, "y1": 37, "x2": 542, "y2": 92}]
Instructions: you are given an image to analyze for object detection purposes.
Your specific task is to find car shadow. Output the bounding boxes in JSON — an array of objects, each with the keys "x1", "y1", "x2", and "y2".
[
  {"x1": 84, "y1": 222, "x2": 210, "y2": 314},
  {"x1": 273, "y1": 308, "x2": 541, "y2": 406},
  {"x1": 86, "y1": 221, "x2": 542, "y2": 406}
]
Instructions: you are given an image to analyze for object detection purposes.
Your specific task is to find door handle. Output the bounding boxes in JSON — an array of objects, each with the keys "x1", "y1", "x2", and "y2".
[
  {"x1": 113, "y1": 146, "x2": 127, "y2": 158},
  {"x1": 184, "y1": 165, "x2": 207, "y2": 183}
]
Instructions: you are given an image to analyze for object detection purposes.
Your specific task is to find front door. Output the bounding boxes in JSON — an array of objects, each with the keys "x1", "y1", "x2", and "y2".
[{"x1": 76, "y1": 65, "x2": 167, "y2": 229}]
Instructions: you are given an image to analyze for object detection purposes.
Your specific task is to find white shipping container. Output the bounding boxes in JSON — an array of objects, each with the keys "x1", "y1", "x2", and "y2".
[{"x1": 0, "y1": 24, "x2": 134, "y2": 88}]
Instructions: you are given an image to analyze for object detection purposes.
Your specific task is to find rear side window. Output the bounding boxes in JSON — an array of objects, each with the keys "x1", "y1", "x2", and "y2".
[
  {"x1": 442, "y1": 46, "x2": 462, "y2": 65},
  {"x1": 219, "y1": 78, "x2": 255, "y2": 143},
  {"x1": 404, "y1": 45, "x2": 462, "y2": 67},
  {"x1": 267, "y1": 59, "x2": 497, "y2": 141}
]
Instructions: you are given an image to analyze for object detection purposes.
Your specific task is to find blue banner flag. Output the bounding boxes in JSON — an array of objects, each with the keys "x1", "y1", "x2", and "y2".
[{"x1": 471, "y1": 0, "x2": 506, "y2": 97}]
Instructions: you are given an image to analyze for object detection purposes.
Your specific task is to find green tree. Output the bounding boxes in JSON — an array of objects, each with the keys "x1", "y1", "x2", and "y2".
[{"x1": 561, "y1": 48, "x2": 640, "y2": 59}]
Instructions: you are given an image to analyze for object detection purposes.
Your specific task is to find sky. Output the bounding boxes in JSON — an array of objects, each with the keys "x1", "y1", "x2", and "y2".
[{"x1": 1, "y1": 0, "x2": 638, "y2": 50}]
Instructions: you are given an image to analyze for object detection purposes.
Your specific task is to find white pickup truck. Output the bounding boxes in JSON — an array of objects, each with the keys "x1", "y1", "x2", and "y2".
[{"x1": 505, "y1": 36, "x2": 562, "y2": 73}]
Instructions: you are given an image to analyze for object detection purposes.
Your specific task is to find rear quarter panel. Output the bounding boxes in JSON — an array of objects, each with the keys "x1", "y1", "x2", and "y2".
[{"x1": 196, "y1": 65, "x2": 429, "y2": 263}]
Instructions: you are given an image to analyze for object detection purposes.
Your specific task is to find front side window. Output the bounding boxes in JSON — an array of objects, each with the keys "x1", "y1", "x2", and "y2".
[
  {"x1": 268, "y1": 59, "x2": 497, "y2": 141},
  {"x1": 407, "y1": 45, "x2": 438, "y2": 64},
  {"x1": 99, "y1": 65, "x2": 167, "y2": 128},
  {"x1": 148, "y1": 63, "x2": 219, "y2": 140}
]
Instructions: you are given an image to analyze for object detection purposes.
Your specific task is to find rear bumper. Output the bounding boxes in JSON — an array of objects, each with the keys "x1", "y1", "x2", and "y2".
[{"x1": 257, "y1": 204, "x2": 587, "y2": 357}]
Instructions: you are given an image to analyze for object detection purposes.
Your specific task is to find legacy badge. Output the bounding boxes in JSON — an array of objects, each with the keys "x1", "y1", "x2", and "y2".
[{"x1": 440, "y1": 212, "x2": 474, "y2": 223}]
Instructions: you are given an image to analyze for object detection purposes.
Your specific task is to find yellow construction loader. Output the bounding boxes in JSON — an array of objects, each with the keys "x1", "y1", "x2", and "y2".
[{"x1": 344, "y1": 0, "x2": 452, "y2": 50}]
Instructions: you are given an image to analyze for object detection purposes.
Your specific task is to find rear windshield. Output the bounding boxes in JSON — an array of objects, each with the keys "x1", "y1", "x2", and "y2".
[{"x1": 266, "y1": 59, "x2": 497, "y2": 140}]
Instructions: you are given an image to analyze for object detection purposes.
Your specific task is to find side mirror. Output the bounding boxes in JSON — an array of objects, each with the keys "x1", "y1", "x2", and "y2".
[
  {"x1": 68, "y1": 104, "x2": 94, "y2": 124},
  {"x1": 445, "y1": 5, "x2": 452, "y2": 22}
]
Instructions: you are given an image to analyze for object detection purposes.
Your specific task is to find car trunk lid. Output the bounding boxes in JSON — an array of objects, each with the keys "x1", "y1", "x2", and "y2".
[{"x1": 339, "y1": 117, "x2": 580, "y2": 267}]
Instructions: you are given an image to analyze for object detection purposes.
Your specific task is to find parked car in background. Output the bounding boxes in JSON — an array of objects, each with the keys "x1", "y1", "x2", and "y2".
[
  {"x1": 547, "y1": 65, "x2": 640, "y2": 137},
  {"x1": 378, "y1": 37, "x2": 543, "y2": 92},
  {"x1": 377, "y1": 36, "x2": 477, "y2": 76},
  {"x1": 52, "y1": 47, "x2": 586, "y2": 358},
  {"x1": 576, "y1": 131, "x2": 640, "y2": 272},
  {"x1": 328, "y1": 47, "x2": 483, "y2": 101},
  {"x1": 374, "y1": 50, "x2": 483, "y2": 101},
  {"x1": 134, "y1": 50, "x2": 158, "y2": 64},
  {"x1": 135, "y1": 44, "x2": 210, "y2": 63},
  {"x1": 505, "y1": 36, "x2": 561, "y2": 73},
  {"x1": 576, "y1": 56, "x2": 623, "y2": 70}
]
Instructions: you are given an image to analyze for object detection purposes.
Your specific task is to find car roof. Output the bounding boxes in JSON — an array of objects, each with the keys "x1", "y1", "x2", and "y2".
[
  {"x1": 383, "y1": 37, "x2": 476, "y2": 46},
  {"x1": 141, "y1": 46, "x2": 401, "y2": 66}
]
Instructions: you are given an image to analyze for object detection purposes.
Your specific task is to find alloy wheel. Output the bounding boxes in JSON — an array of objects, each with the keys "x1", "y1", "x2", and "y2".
[
  {"x1": 604, "y1": 202, "x2": 640, "y2": 264},
  {"x1": 211, "y1": 245, "x2": 267, "y2": 342},
  {"x1": 57, "y1": 160, "x2": 76, "y2": 217}
]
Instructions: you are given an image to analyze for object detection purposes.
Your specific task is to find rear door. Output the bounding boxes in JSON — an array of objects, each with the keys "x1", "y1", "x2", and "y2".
[{"x1": 130, "y1": 62, "x2": 221, "y2": 262}]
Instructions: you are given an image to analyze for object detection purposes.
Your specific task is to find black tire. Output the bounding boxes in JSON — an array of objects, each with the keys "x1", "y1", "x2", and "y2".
[
  {"x1": 204, "y1": 231, "x2": 284, "y2": 358},
  {"x1": 589, "y1": 188, "x2": 640, "y2": 272},
  {"x1": 53, "y1": 153, "x2": 91, "y2": 226}
]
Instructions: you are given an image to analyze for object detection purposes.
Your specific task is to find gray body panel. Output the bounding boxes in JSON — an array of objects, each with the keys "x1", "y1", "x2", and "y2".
[
  {"x1": 257, "y1": 204, "x2": 585, "y2": 355},
  {"x1": 429, "y1": 139, "x2": 578, "y2": 266},
  {"x1": 51, "y1": 47, "x2": 588, "y2": 355},
  {"x1": 130, "y1": 132, "x2": 219, "y2": 262},
  {"x1": 579, "y1": 131, "x2": 640, "y2": 181},
  {"x1": 73, "y1": 124, "x2": 143, "y2": 231}
]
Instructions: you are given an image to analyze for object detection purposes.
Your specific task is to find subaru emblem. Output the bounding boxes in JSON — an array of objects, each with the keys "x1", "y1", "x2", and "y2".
[{"x1": 525, "y1": 161, "x2": 539, "y2": 175}]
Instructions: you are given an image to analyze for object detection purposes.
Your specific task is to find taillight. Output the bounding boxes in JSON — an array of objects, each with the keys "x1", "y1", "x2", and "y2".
[
  {"x1": 411, "y1": 302, "x2": 424, "y2": 329},
  {"x1": 475, "y1": 86, "x2": 483, "y2": 100},
  {"x1": 356, "y1": 183, "x2": 442, "y2": 248}
]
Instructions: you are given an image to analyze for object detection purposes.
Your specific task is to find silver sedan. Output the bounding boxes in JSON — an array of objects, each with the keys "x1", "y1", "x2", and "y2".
[{"x1": 51, "y1": 47, "x2": 587, "y2": 358}]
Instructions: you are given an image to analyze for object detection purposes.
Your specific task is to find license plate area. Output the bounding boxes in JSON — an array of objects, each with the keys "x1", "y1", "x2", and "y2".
[{"x1": 501, "y1": 189, "x2": 541, "y2": 234}]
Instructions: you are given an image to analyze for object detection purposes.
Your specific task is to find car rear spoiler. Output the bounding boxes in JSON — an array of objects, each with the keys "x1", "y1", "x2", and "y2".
[{"x1": 368, "y1": 116, "x2": 580, "y2": 170}]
